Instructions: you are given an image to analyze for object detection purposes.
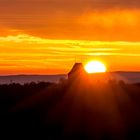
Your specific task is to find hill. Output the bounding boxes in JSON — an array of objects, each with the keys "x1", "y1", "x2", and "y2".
[{"x1": 0, "y1": 72, "x2": 139, "y2": 84}]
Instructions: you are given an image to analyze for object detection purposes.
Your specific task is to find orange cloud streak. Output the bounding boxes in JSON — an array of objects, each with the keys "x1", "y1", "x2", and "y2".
[{"x1": 0, "y1": 34, "x2": 139, "y2": 74}]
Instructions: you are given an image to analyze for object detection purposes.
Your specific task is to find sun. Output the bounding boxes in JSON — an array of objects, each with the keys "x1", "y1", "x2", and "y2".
[{"x1": 84, "y1": 61, "x2": 106, "y2": 73}]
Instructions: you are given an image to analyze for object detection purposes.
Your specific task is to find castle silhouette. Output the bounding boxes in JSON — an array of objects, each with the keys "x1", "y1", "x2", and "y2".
[
  {"x1": 68, "y1": 63, "x2": 86, "y2": 79},
  {"x1": 68, "y1": 63, "x2": 109, "y2": 83}
]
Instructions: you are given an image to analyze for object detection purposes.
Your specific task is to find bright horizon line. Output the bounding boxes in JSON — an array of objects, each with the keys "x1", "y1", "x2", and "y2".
[{"x1": 0, "y1": 70, "x2": 139, "y2": 76}]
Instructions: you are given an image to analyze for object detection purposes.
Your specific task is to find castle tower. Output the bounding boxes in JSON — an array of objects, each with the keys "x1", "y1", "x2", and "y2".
[{"x1": 68, "y1": 63, "x2": 86, "y2": 80}]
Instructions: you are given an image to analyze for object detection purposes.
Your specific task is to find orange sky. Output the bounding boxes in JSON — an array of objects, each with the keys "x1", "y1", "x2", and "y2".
[{"x1": 0, "y1": 0, "x2": 140, "y2": 74}]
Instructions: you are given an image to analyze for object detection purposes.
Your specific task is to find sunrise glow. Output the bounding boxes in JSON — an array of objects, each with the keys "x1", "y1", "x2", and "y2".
[{"x1": 0, "y1": 0, "x2": 139, "y2": 74}]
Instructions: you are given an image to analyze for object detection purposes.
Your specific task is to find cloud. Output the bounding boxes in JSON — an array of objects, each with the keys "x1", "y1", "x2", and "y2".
[
  {"x1": 0, "y1": 34, "x2": 139, "y2": 57},
  {"x1": 1, "y1": 0, "x2": 140, "y2": 11},
  {"x1": 0, "y1": 34, "x2": 140, "y2": 46},
  {"x1": 0, "y1": 33, "x2": 139, "y2": 73},
  {"x1": 0, "y1": 0, "x2": 140, "y2": 41}
]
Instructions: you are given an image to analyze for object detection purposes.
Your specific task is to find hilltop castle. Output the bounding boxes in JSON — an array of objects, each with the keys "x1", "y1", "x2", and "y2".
[
  {"x1": 68, "y1": 63, "x2": 86, "y2": 80},
  {"x1": 68, "y1": 63, "x2": 109, "y2": 83}
]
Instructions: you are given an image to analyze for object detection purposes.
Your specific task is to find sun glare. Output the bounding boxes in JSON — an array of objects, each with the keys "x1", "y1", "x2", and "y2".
[{"x1": 84, "y1": 61, "x2": 106, "y2": 73}]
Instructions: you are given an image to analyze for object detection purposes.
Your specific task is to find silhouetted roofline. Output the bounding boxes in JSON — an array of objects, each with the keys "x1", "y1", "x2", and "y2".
[{"x1": 68, "y1": 63, "x2": 85, "y2": 76}]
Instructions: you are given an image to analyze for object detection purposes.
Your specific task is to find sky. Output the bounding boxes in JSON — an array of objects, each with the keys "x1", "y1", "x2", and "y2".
[{"x1": 0, "y1": 0, "x2": 140, "y2": 75}]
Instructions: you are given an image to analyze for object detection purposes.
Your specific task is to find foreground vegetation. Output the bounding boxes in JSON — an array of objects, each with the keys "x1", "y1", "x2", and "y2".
[{"x1": 0, "y1": 78, "x2": 140, "y2": 139}]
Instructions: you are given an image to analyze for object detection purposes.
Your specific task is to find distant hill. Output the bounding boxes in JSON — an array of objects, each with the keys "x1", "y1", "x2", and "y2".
[
  {"x1": 0, "y1": 72, "x2": 139, "y2": 84},
  {"x1": 0, "y1": 74, "x2": 67, "y2": 84},
  {"x1": 110, "y1": 72, "x2": 140, "y2": 84}
]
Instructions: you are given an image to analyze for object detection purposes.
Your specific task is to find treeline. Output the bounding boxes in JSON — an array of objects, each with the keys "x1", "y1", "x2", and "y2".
[
  {"x1": 0, "y1": 82, "x2": 54, "y2": 112},
  {"x1": 0, "y1": 79, "x2": 140, "y2": 139}
]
